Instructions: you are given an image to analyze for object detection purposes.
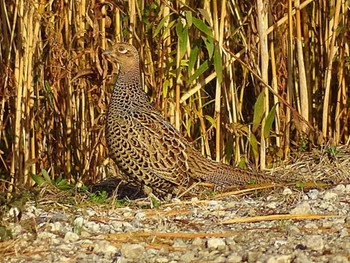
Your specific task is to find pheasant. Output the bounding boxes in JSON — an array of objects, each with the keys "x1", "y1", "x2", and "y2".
[{"x1": 103, "y1": 42, "x2": 277, "y2": 198}]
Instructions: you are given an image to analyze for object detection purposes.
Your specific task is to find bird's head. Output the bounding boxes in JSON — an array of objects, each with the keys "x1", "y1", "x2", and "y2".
[{"x1": 103, "y1": 42, "x2": 140, "y2": 71}]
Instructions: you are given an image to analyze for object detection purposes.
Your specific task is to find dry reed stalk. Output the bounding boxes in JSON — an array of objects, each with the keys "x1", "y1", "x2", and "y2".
[
  {"x1": 322, "y1": 0, "x2": 341, "y2": 138},
  {"x1": 212, "y1": 0, "x2": 221, "y2": 161},
  {"x1": 221, "y1": 214, "x2": 340, "y2": 224},
  {"x1": 285, "y1": 0, "x2": 293, "y2": 158},
  {"x1": 266, "y1": 0, "x2": 315, "y2": 35},
  {"x1": 79, "y1": 0, "x2": 87, "y2": 182},
  {"x1": 129, "y1": 0, "x2": 136, "y2": 39},
  {"x1": 269, "y1": 40, "x2": 280, "y2": 147},
  {"x1": 11, "y1": 0, "x2": 24, "y2": 190},
  {"x1": 256, "y1": 0, "x2": 268, "y2": 169},
  {"x1": 295, "y1": 0, "x2": 309, "y2": 131},
  {"x1": 175, "y1": 3, "x2": 182, "y2": 131}
]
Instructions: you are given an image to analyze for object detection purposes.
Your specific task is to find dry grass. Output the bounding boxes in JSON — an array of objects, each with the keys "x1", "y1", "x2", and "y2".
[{"x1": 0, "y1": 0, "x2": 349, "y2": 193}]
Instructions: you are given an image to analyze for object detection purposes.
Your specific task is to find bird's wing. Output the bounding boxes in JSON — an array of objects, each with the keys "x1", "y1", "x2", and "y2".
[{"x1": 131, "y1": 110, "x2": 190, "y2": 185}]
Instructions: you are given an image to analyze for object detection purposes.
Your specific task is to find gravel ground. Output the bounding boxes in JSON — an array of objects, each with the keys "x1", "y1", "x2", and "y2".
[{"x1": 1, "y1": 184, "x2": 350, "y2": 263}]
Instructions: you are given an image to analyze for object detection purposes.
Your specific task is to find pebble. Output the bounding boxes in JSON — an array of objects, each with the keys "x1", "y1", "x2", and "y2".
[
  {"x1": 266, "y1": 255, "x2": 292, "y2": 263},
  {"x1": 307, "y1": 189, "x2": 319, "y2": 200},
  {"x1": 85, "y1": 221, "x2": 101, "y2": 233},
  {"x1": 226, "y1": 253, "x2": 243, "y2": 263},
  {"x1": 333, "y1": 184, "x2": 346, "y2": 192},
  {"x1": 332, "y1": 255, "x2": 350, "y2": 263},
  {"x1": 64, "y1": 231, "x2": 80, "y2": 242},
  {"x1": 207, "y1": 238, "x2": 226, "y2": 250},
  {"x1": 290, "y1": 202, "x2": 312, "y2": 214},
  {"x1": 94, "y1": 240, "x2": 118, "y2": 255},
  {"x1": 303, "y1": 235, "x2": 324, "y2": 251},
  {"x1": 282, "y1": 188, "x2": 293, "y2": 195},
  {"x1": 51, "y1": 212, "x2": 68, "y2": 222},
  {"x1": 180, "y1": 251, "x2": 197, "y2": 262},
  {"x1": 73, "y1": 216, "x2": 86, "y2": 227},
  {"x1": 155, "y1": 257, "x2": 169, "y2": 263},
  {"x1": 192, "y1": 237, "x2": 203, "y2": 246},
  {"x1": 121, "y1": 243, "x2": 145, "y2": 259},
  {"x1": 267, "y1": 202, "x2": 278, "y2": 209},
  {"x1": 293, "y1": 252, "x2": 313, "y2": 263},
  {"x1": 324, "y1": 191, "x2": 338, "y2": 200}
]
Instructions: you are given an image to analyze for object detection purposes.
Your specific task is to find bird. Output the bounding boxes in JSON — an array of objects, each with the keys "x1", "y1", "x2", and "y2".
[{"x1": 103, "y1": 42, "x2": 277, "y2": 198}]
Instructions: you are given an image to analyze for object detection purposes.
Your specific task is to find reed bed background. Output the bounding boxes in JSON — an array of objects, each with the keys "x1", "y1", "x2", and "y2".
[{"x1": 0, "y1": 0, "x2": 349, "y2": 192}]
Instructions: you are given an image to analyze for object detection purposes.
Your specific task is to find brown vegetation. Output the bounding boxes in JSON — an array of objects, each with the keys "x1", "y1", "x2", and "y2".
[{"x1": 0, "y1": 0, "x2": 349, "y2": 192}]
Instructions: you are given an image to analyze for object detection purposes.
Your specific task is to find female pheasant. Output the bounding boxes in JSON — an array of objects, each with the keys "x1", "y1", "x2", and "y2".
[{"x1": 103, "y1": 42, "x2": 275, "y2": 197}]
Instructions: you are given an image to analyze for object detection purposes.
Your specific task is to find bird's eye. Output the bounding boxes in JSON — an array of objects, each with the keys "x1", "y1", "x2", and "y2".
[{"x1": 118, "y1": 47, "x2": 128, "y2": 54}]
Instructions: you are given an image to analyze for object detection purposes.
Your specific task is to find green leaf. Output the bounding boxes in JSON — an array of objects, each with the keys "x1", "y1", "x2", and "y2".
[
  {"x1": 176, "y1": 20, "x2": 188, "y2": 60},
  {"x1": 205, "y1": 115, "x2": 216, "y2": 127},
  {"x1": 162, "y1": 20, "x2": 176, "y2": 38},
  {"x1": 198, "y1": 8, "x2": 213, "y2": 25},
  {"x1": 153, "y1": 14, "x2": 171, "y2": 38},
  {"x1": 203, "y1": 36, "x2": 214, "y2": 58},
  {"x1": 56, "y1": 180, "x2": 74, "y2": 190},
  {"x1": 188, "y1": 44, "x2": 199, "y2": 76},
  {"x1": 237, "y1": 157, "x2": 247, "y2": 169},
  {"x1": 41, "y1": 169, "x2": 52, "y2": 184},
  {"x1": 192, "y1": 17, "x2": 213, "y2": 38},
  {"x1": 163, "y1": 79, "x2": 169, "y2": 98},
  {"x1": 213, "y1": 44, "x2": 223, "y2": 84},
  {"x1": 250, "y1": 133, "x2": 259, "y2": 158},
  {"x1": 252, "y1": 92, "x2": 265, "y2": 132},
  {"x1": 185, "y1": 11, "x2": 192, "y2": 27},
  {"x1": 32, "y1": 174, "x2": 45, "y2": 186},
  {"x1": 55, "y1": 174, "x2": 63, "y2": 184},
  {"x1": 263, "y1": 103, "x2": 277, "y2": 138},
  {"x1": 188, "y1": 60, "x2": 209, "y2": 83}
]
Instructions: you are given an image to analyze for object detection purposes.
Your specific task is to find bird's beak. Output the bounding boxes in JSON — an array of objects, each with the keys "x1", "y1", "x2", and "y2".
[{"x1": 102, "y1": 48, "x2": 114, "y2": 56}]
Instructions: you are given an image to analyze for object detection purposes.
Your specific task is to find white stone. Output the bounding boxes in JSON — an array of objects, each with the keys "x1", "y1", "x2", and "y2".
[
  {"x1": 207, "y1": 238, "x2": 226, "y2": 250},
  {"x1": 266, "y1": 255, "x2": 292, "y2": 263},
  {"x1": 293, "y1": 252, "x2": 313, "y2": 263},
  {"x1": 324, "y1": 191, "x2": 338, "y2": 200},
  {"x1": 64, "y1": 231, "x2": 79, "y2": 242},
  {"x1": 94, "y1": 240, "x2": 118, "y2": 255},
  {"x1": 192, "y1": 237, "x2": 203, "y2": 246},
  {"x1": 333, "y1": 184, "x2": 346, "y2": 193},
  {"x1": 155, "y1": 257, "x2": 169, "y2": 263},
  {"x1": 134, "y1": 211, "x2": 146, "y2": 220},
  {"x1": 331, "y1": 255, "x2": 350, "y2": 263},
  {"x1": 286, "y1": 225, "x2": 300, "y2": 235},
  {"x1": 307, "y1": 189, "x2": 319, "y2": 200},
  {"x1": 86, "y1": 208, "x2": 96, "y2": 216},
  {"x1": 73, "y1": 217, "x2": 86, "y2": 227},
  {"x1": 282, "y1": 188, "x2": 293, "y2": 195},
  {"x1": 290, "y1": 202, "x2": 311, "y2": 214},
  {"x1": 120, "y1": 243, "x2": 145, "y2": 259},
  {"x1": 8, "y1": 207, "x2": 20, "y2": 219},
  {"x1": 50, "y1": 221, "x2": 62, "y2": 232},
  {"x1": 208, "y1": 200, "x2": 222, "y2": 209},
  {"x1": 304, "y1": 235, "x2": 324, "y2": 251},
  {"x1": 180, "y1": 251, "x2": 197, "y2": 262},
  {"x1": 267, "y1": 202, "x2": 278, "y2": 209},
  {"x1": 37, "y1": 231, "x2": 56, "y2": 240},
  {"x1": 84, "y1": 221, "x2": 100, "y2": 233},
  {"x1": 226, "y1": 253, "x2": 243, "y2": 263},
  {"x1": 345, "y1": 185, "x2": 350, "y2": 193},
  {"x1": 274, "y1": 239, "x2": 287, "y2": 247},
  {"x1": 116, "y1": 258, "x2": 129, "y2": 263}
]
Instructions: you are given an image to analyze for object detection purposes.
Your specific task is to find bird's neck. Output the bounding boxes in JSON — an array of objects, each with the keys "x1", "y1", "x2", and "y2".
[
  {"x1": 117, "y1": 67, "x2": 141, "y2": 85},
  {"x1": 110, "y1": 67, "x2": 150, "y2": 109}
]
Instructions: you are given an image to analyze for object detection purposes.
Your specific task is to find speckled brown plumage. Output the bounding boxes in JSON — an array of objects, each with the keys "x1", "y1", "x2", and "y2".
[{"x1": 103, "y1": 43, "x2": 276, "y2": 197}]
